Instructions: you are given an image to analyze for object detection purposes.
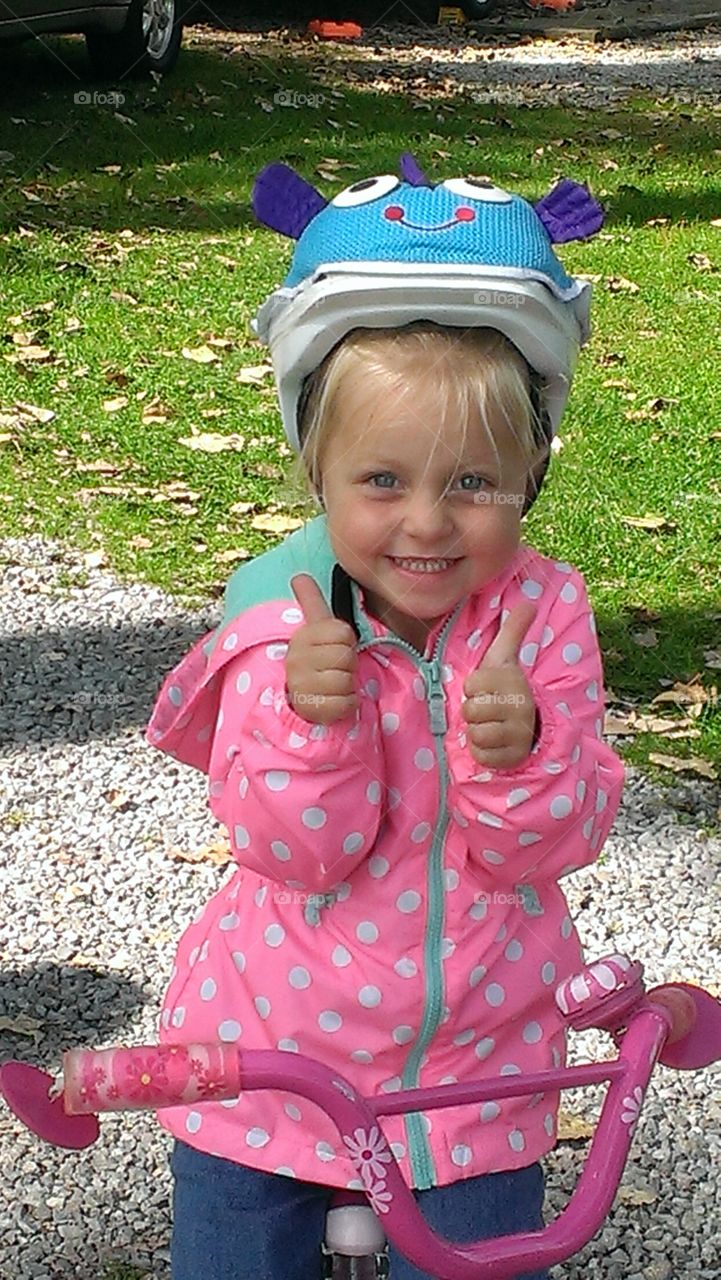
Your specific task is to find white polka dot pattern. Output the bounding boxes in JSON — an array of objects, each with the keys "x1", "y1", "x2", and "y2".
[{"x1": 146, "y1": 551, "x2": 624, "y2": 1188}]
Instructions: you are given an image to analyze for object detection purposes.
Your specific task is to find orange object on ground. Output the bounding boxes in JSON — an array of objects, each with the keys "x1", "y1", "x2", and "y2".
[{"x1": 306, "y1": 19, "x2": 363, "y2": 37}]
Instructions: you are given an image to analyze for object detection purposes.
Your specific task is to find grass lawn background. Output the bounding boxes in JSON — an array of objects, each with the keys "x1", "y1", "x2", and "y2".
[{"x1": 1, "y1": 22, "x2": 720, "y2": 792}]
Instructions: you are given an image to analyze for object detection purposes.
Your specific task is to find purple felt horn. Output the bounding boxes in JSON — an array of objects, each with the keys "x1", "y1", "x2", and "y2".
[
  {"x1": 399, "y1": 151, "x2": 432, "y2": 187},
  {"x1": 251, "y1": 162, "x2": 328, "y2": 240},
  {"x1": 535, "y1": 178, "x2": 604, "y2": 244}
]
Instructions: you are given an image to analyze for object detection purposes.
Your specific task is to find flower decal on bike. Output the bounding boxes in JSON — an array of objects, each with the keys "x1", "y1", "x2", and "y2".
[
  {"x1": 620, "y1": 1085, "x2": 644, "y2": 1136},
  {"x1": 125, "y1": 1051, "x2": 172, "y2": 1105},
  {"x1": 343, "y1": 1125, "x2": 393, "y2": 1182},
  {"x1": 362, "y1": 1174, "x2": 394, "y2": 1216}
]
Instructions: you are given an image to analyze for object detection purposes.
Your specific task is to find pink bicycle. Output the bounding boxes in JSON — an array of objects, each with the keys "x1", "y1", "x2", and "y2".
[{"x1": 1, "y1": 952, "x2": 719, "y2": 1280}]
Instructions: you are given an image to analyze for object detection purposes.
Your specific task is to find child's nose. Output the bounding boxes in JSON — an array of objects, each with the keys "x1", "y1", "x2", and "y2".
[{"x1": 403, "y1": 491, "x2": 453, "y2": 540}]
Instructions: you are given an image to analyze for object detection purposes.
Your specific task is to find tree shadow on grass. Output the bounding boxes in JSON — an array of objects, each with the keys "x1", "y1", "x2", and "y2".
[{"x1": 0, "y1": 14, "x2": 720, "y2": 235}]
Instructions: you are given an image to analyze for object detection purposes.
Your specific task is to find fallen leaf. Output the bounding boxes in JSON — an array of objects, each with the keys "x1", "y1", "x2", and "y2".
[
  {"x1": 141, "y1": 400, "x2": 172, "y2": 424},
  {"x1": 557, "y1": 1112, "x2": 594, "y2": 1141},
  {"x1": 76, "y1": 459, "x2": 120, "y2": 474},
  {"x1": 237, "y1": 364, "x2": 273, "y2": 385},
  {"x1": 168, "y1": 836, "x2": 232, "y2": 867},
  {"x1": 606, "y1": 276, "x2": 640, "y2": 294},
  {"x1": 102, "y1": 396, "x2": 128, "y2": 413},
  {"x1": 250, "y1": 512, "x2": 304, "y2": 535},
  {"x1": 651, "y1": 681, "x2": 714, "y2": 709},
  {"x1": 648, "y1": 753, "x2": 717, "y2": 780},
  {"x1": 216, "y1": 548, "x2": 251, "y2": 563},
  {"x1": 102, "y1": 787, "x2": 133, "y2": 809},
  {"x1": 616, "y1": 1185, "x2": 658, "y2": 1206},
  {"x1": 632, "y1": 628, "x2": 659, "y2": 648},
  {"x1": 12, "y1": 345, "x2": 53, "y2": 362},
  {"x1": 14, "y1": 401, "x2": 55, "y2": 424},
  {"x1": 110, "y1": 290, "x2": 138, "y2": 306},
  {"x1": 688, "y1": 252, "x2": 716, "y2": 271},
  {"x1": 0, "y1": 1014, "x2": 41, "y2": 1037},
  {"x1": 229, "y1": 501, "x2": 255, "y2": 516},
  {"x1": 621, "y1": 515, "x2": 677, "y2": 532},
  {"x1": 178, "y1": 431, "x2": 245, "y2": 453},
  {"x1": 182, "y1": 345, "x2": 219, "y2": 364}
]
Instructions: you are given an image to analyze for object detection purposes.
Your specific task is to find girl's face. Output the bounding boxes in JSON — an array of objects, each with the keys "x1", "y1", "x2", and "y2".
[{"x1": 318, "y1": 375, "x2": 530, "y2": 652}]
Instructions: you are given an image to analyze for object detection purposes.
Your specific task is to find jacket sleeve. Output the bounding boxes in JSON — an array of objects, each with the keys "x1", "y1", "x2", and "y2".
[
  {"x1": 206, "y1": 642, "x2": 386, "y2": 894},
  {"x1": 445, "y1": 569, "x2": 625, "y2": 886}
]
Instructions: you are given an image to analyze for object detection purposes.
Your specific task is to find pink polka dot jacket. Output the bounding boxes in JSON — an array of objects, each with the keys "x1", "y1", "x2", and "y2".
[{"x1": 145, "y1": 517, "x2": 625, "y2": 1191}]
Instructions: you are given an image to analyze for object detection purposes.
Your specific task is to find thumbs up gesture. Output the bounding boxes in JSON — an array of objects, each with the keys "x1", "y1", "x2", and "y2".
[
  {"x1": 284, "y1": 574, "x2": 359, "y2": 726},
  {"x1": 461, "y1": 602, "x2": 538, "y2": 769}
]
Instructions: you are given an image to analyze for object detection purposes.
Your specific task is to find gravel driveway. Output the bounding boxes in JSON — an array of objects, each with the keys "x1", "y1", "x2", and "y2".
[{"x1": 1, "y1": 29, "x2": 720, "y2": 1278}]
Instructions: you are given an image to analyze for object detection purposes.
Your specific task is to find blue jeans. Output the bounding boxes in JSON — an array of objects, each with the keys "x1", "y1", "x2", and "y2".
[{"x1": 170, "y1": 1140, "x2": 550, "y2": 1280}]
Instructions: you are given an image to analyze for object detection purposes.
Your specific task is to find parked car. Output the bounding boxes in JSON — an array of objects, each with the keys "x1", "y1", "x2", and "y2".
[{"x1": 0, "y1": 0, "x2": 185, "y2": 76}]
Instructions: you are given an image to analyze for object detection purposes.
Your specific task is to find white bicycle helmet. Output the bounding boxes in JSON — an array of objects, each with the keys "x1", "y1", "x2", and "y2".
[{"x1": 249, "y1": 152, "x2": 603, "y2": 510}]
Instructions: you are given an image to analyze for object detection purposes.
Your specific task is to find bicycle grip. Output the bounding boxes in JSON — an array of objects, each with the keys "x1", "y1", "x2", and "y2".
[{"x1": 63, "y1": 1043, "x2": 241, "y2": 1114}]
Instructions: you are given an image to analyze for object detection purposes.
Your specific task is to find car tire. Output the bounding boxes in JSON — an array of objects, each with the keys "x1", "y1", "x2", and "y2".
[
  {"x1": 85, "y1": 0, "x2": 183, "y2": 78},
  {"x1": 460, "y1": 0, "x2": 498, "y2": 17}
]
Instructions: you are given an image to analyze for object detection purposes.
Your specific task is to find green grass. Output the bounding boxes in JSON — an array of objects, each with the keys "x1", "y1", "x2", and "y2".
[{"x1": 1, "y1": 27, "x2": 720, "y2": 784}]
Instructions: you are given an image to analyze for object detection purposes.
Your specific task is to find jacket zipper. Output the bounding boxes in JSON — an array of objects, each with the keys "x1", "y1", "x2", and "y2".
[{"x1": 356, "y1": 603, "x2": 461, "y2": 1189}]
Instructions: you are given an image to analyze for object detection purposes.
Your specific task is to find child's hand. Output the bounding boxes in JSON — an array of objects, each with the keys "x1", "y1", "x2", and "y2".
[
  {"x1": 285, "y1": 574, "x2": 359, "y2": 726},
  {"x1": 462, "y1": 602, "x2": 538, "y2": 769}
]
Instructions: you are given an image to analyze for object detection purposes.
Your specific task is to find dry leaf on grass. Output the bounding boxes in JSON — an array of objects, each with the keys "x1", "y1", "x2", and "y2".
[
  {"x1": 178, "y1": 432, "x2": 245, "y2": 453},
  {"x1": 182, "y1": 344, "x2": 220, "y2": 364},
  {"x1": 651, "y1": 680, "x2": 716, "y2": 710},
  {"x1": 631, "y1": 628, "x2": 659, "y2": 649},
  {"x1": 237, "y1": 365, "x2": 273, "y2": 385},
  {"x1": 216, "y1": 548, "x2": 250, "y2": 563},
  {"x1": 251, "y1": 512, "x2": 304, "y2": 534},
  {"x1": 648, "y1": 752, "x2": 717, "y2": 780},
  {"x1": 15, "y1": 401, "x2": 55, "y2": 424},
  {"x1": 606, "y1": 276, "x2": 640, "y2": 294},
  {"x1": 621, "y1": 515, "x2": 677, "y2": 532}
]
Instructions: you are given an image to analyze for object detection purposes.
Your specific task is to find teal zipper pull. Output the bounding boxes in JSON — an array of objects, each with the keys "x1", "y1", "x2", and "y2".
[{"x1": 424, "y1": 659, "x2": 448, "y2": 736}]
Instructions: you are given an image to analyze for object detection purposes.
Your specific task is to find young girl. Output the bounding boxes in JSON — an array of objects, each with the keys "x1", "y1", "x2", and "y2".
[{"x1": 145, "y1": 153, "x2": 625, "y2": 1280}]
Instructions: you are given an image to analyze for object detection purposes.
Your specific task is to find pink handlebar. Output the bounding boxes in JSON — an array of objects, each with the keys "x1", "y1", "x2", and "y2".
[
  {"x1": 2, "y1": 957, "x2": 719, "y2": 1280},
  {"x1": 63, "y1": 1042, "x2": 241, "y2": 1114},
  {"x1": 55, "y1": 994, "x2": 712, "y2": 1280}
]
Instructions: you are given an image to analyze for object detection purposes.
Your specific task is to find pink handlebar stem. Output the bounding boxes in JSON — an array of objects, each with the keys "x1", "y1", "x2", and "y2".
[{"x1": 60, "y1": 1005, "x2": 672, "y2": 1280}]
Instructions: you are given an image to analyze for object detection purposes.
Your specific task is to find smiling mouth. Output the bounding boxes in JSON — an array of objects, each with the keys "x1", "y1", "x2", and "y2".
[{"x1": 389, "y1": 556, "x2": 461, "y2": 574}]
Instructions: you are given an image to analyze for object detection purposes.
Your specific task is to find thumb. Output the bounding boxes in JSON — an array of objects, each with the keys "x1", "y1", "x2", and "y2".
[
  {"x1": 479, "y1": 601, "x2": 538, "y2": 669},
  {"x1": 290, "y1": 573, "x2": 333, "y2": 625}
]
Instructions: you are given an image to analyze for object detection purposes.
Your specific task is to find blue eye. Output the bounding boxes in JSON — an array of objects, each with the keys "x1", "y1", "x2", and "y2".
[
  {"x1": 368, "y1": 473, "x2": 397, "y2": 489},
  {"x1": 456, "y1": 474, "x2": 488, "y2": 492}
]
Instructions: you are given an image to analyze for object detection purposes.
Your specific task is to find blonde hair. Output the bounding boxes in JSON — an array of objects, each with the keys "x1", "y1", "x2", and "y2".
[{"x1": 294, "y1": 322, "x2": 550, "y2": 511}]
